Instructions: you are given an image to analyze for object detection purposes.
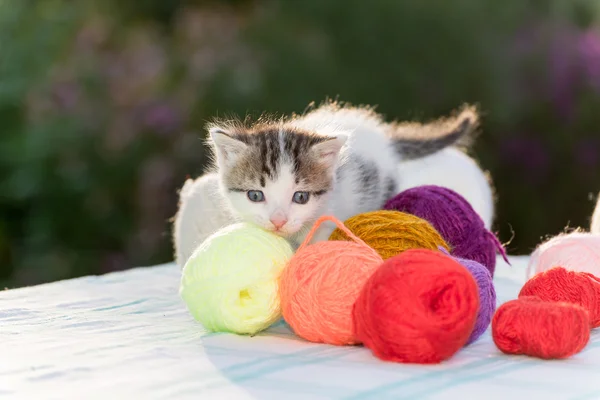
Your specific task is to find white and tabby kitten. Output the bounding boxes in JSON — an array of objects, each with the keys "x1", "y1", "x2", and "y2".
[{"x1": 205, "y1": 101, "x2": 478, "y2": 248}]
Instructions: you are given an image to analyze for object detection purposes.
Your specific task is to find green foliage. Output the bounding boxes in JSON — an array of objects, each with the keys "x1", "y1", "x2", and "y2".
[{"x1": 1, "y1": 0, "x2": 600, "y2": 287}]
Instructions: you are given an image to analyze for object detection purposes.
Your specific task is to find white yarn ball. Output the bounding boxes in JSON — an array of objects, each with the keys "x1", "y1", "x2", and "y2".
[
  {"x1": 526, "y1": 231, "x2": 600, "y2": 279},
  {"x1": 396, "y1": 147, "x2": 495, "y2": 229},
  {"x1": 172, "y1": 173, "x2": 237, "y2": 267}
]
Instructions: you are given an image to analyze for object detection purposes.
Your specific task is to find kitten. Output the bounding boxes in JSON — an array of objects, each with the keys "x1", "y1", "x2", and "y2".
[{"x1": 206, "y1": 101, "x2": 478, "y2": 248}]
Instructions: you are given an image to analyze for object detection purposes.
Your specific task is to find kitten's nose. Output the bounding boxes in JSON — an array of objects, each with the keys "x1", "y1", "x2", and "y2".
[{"x1": 270, "y1": 217, "x2": 288, "y2": 230}]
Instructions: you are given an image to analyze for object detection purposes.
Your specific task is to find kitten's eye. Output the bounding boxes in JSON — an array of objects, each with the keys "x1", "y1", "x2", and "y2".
[
  {"x1": 247, "y1": 190, "x2": 265, "y2": 202},
  {"x1": 292, "y1": 191, "x2": 310, "y2": 204}
]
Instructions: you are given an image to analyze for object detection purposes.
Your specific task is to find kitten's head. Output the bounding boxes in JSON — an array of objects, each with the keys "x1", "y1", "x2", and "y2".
[{"x1": 207, "y1": 121, "x2": 347, "y2": 238}]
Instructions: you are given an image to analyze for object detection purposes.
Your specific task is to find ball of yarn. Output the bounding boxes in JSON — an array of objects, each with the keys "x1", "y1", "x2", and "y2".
[
  {"x1": 519, "y1": 266, "x2": 600, "y2": 328},
  {"x1": 328, "y1": 210, "x2": 449, "y2": 260},
  {"x1": 527, "y1": 231, "x2": 600, "y2": 278},
  {"x1": 383, "y1": 185, "x2": 507, "y2": 276},
  {"x1": 280, "y1": 216, "x2": 383, "y2": 345},
  {"x1": 180, "y1": 222, "x2": 293, "y2": 335},
  {"x1": 353, "y1": 249, "x2": 480, "y2": 364},
  {"x1": 492, "y1": 297, "x2": 590, "y2": 359},
  {"x1": 439, "y1": 247, "x2": 496, "y2": 345},
  {"x1": 396, "y1": 147, "x2": 495, "y2": 229}
]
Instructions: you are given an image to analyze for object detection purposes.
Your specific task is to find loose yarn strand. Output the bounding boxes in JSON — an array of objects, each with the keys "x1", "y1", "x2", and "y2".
[
  {"x1": 299, "y1": 215, "x2": 373, "y2": 252},
  {"x1": 488, "y1": 231, "x2": 510, "y2": 264}
]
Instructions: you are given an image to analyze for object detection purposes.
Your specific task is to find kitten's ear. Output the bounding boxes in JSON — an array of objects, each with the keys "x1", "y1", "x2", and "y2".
[
  {"x1": 311, "y1": 134, "x2": 348, "y2": 169},
  {"x1": 208, "y1": 126, "x2": 247, "y2": 167}
]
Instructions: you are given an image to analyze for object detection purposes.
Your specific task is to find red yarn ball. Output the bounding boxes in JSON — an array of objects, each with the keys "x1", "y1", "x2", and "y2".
[
  {"x1": 519, "y1": 267, "x2": 600, "y2": 328},
  {"x1": 492, "y1": 296, "x2": 590, "y2": 359},
  {"x1": 353, "y1": 249, "x2": 480, "y2": 364}
]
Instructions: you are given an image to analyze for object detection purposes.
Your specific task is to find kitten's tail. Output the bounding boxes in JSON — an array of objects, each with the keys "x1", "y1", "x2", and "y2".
[{"x1": 389, "y1": 105, "x2": 479, "y2": 160}]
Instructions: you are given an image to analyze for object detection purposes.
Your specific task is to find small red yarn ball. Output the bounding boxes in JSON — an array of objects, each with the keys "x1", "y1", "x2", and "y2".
[
  {"x1": 519, "y1": 267, "x2": 600, "y2": 328},
  {"x1": 353, "y1": 249, "x2": 480, "y2": 364},
  {"x1": 492, "y1": 296, "x2": 590, "y2": 359}
]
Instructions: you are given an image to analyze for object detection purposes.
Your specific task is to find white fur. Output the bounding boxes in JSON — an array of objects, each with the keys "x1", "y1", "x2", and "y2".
[
  {"x1": 591, "y1": 192, "x2": 600, "y2": 234},
  {"x1": 396, "y1": 147, "x2": 496, "y2": 228},
  {"x1": 172, "y1": 174, "x2": 237, "y2": 266},
  {"x1": 224, "y1": 162, "x2": 334, "y2": 240},
  {"x1": 287, "y1": 106, "x2": 400, "y2": 229}
]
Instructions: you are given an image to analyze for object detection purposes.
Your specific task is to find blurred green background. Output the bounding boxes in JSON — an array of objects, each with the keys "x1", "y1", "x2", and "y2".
[{"x1": 2, "y1": 0, "x2": 600, "y2": 288}]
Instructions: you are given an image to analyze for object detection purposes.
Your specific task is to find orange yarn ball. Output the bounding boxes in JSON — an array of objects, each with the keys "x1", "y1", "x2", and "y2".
[
  {"x1": 280, "y1": 216, "x2": 384, "y2": 345},
  {"x1": 328, "y1": 210, "x2": 450, "y2": 260}
]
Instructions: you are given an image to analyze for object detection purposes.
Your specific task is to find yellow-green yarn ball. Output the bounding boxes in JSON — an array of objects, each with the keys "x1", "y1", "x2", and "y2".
[{"x1": 180, "y1": 222, "x2": 294, "y2": 335}]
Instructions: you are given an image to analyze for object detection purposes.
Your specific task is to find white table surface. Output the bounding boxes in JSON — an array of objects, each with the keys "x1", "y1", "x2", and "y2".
[{"x1": 2, "y1": 255, "x2": 600, "y2": 400}]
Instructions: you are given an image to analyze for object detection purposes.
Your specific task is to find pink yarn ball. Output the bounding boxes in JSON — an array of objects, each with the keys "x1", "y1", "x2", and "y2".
[{"x1": 527, "y1": 232, "x2": 600, "y2": 278}]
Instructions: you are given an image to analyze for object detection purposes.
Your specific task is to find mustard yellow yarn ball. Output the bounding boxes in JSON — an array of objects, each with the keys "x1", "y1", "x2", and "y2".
[
  {"x1": 328, "y1": 210, "x2": 450, "y2": 260},
  {"x1": 180, "y1": 222, "x2": 294, "y2": 335}
]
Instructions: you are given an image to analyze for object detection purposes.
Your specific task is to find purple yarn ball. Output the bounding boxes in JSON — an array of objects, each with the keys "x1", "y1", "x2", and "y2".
[
  {"x1": 383, "y1": 185, "x2": 507, "y2": 276},
  {"x1": 439, "y1": 247, "x2": 497, "y2": 345}
]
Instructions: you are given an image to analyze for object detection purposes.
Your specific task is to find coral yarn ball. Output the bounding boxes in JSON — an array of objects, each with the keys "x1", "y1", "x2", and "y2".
[
  {"x1": 280, "y1": 216, "x2": 384, "y2": 345},
  {"x1": 527, "y1": 232, "x2": 600, "y2": 278},
  {"x1": 180, "y1": 222, "x2": 294, "y2": 335},
  {"x1": 519, "y1": 267, "x2": 600, "y2": 328},
  {"x1": 328, "y1": 210, "x2": 449, "y2": 260},
  {"x1": 492, "y1": 297, "x2": 590, "y2": 359},
  {"x1": 353, "y1": 249, "x2": 480, "y2": 364},
  {"x1": 383, "y1": 185, "x2": 506, "y2": 276}
]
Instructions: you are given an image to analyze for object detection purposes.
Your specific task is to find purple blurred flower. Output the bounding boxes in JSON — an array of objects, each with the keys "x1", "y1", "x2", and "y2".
[
  {"x1": 139, "y1": 156, "x2": 175, "y2": 193},
  {"x1": 141, "y1": 101, "x2": 182, "y2": 135},
  {"x1": 548, "y1": 27, "x2": 580, "y2": 119},
  {"x1": 574, "y1": 138, "x2": 600, "y2": 169},
  {"x1": 507, "y1": 23, "x2": 553, "y2": 110},
  {"x1": 512, "y1": 24, "x2": 542, "y2": 56},
  {"x1": 509, "y1": 22, "x2": 586, "y2": 119},
  {"x1": 547, "y1": 27, "x2": 600, "y2": 116},
  {"x1": 578, "y1": 29, "x2": 600, "y2": 91},
  {"x1": 51, "y1": 82, "x2": 80, "y2": 111},
  {"x1": 500, "y1": 136, "x2": 551, "y2": 184}
]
